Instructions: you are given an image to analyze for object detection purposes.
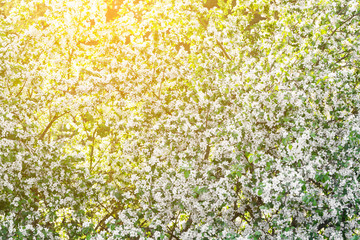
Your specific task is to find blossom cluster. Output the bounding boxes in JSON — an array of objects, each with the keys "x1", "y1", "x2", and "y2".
[{"x1": 0, "y1": 0, "x2": 360, "y2": 239}]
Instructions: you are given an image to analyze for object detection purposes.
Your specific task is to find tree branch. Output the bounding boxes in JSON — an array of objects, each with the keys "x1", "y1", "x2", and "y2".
[{"x1": 39, "y1": 111, "x2": 68, "y2": 140}]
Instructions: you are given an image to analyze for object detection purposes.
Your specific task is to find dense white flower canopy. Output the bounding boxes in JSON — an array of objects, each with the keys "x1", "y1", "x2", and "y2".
[{"x1": 1, "y1": 0, "x2": 360, "y2": 239}]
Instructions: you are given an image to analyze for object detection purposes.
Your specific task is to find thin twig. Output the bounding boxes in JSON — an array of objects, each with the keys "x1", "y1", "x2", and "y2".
[{"x1": 216, "y1": 39, "x2": 233, "y2": 61}]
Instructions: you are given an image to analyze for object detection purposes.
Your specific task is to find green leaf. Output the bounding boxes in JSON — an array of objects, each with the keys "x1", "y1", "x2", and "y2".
[
  {"x1": 114, "y1": 191, "x2": 121, "y2": 200},
  {"x1": 184, "y1": 170, "x2": 190, "y2": 178}
]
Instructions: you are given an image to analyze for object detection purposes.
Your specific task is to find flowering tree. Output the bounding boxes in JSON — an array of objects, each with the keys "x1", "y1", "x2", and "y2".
[{"x1": 1, "y1": 0, "x2": 360, "y2": 239}]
